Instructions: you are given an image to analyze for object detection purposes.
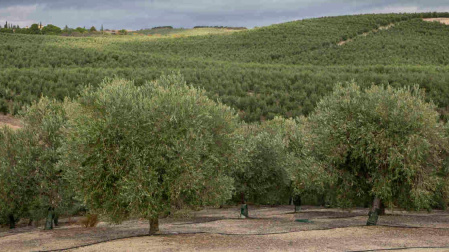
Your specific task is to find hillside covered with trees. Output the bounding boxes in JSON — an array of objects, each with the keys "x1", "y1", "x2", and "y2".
[
  {"x1": 2, "y1": 13, "x2": 449, "y2": 236},
  {"x1": 1, "y1": 12, "x2": 449, "y2": 122}
]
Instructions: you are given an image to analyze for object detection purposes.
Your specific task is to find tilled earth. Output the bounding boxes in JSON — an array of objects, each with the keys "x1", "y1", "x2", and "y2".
[{"x1": 1, "y1": 206, "x2": 448, "y2": 251}]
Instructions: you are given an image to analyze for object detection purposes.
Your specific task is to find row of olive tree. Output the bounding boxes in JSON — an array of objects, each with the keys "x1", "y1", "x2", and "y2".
[
  {"x1": 1, "y1": 74, "x2": 448, "y2": 231},
  {"x1": 0, "y1": 74, "x2": 320, "y2": 232}
]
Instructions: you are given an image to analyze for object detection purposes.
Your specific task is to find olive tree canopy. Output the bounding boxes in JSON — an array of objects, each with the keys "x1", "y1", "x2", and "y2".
[
  {"x1": 21, "y1": 97, "x2": 73, "y2": 230},
  {"x1": 0, "y1": 97, "x2": 72, "y2": 230},
  {"x1": 0, "y1": 128, "x2": 37, "y2": 229},
  {"x1": 232, "y1": 117, "x2": 328, "y2": 209},
  {"x1": 62, "y1": 74, "x2": 239, "y2": 234},
  {"x1": 306, "y1": 83, "x2": 448, "y2": 225}
]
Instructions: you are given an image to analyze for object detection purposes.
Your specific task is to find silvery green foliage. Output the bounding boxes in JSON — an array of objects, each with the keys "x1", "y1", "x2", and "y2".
[
  {"x1": 61, "y1": 74, "x2": 239, "y2": 223},
  {"x1": 21, "y1": 97, "x2": 73, "y2": 218},
  {"x1": 233, "y1": 125, "x2": 292, "y2": 204},
  {"x1": 233, "y1": 117, "x2": 327, "y2": 205},
  {"x1": 306, "y1": 82, "x2": 448, "y2": 209},
  {"x1": 0, "y1": 97, "x2": 73, "y2": 225},
  {"x1": 0, "y1": 128, "x2": 37, "y2": 225},
  {"x1": 263, "y1": 117, "x2": 330, "y2": 197}
]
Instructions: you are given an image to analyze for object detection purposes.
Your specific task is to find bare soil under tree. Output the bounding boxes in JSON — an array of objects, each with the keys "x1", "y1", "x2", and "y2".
[
  {"x1": 1, "y1": 206, "x2": 449, "y2": 251},
  {"x1": 0, "y1": 114, "x2": 22, "y2": 130}
]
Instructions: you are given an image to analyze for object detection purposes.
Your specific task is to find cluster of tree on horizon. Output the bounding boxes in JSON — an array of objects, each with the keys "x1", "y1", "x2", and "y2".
[
  {"x1": 0, "y1": 21, "x2": 131, "y2": 36},
  {"x1": 149, "y1": 26, "x2": 174, "y2": 30},
  {"x1": 193, "y1": 26, "x2": 247, "y2": 30}
]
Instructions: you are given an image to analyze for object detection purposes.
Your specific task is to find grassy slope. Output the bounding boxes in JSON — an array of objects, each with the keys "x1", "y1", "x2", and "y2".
[{"x1": 1, "y1": 13, "x2": 449, "y2": 121}]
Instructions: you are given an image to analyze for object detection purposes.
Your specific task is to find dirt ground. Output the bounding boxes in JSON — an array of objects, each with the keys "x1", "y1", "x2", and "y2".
[
  {"x1": 0, "y1": 114, "x2": 22, "y2": 130},
  {"x1": 1, "y1": 206, "x2": 449, "y2": 251},
  {"x1": 423, "y1": 18, "x2": 449, "y2": 25}
]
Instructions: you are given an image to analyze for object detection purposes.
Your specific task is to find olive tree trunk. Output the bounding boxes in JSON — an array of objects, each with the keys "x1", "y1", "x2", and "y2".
[
  {"x1": 53, "y1": 213, "x2": 59, "y2": 226},
  {"x1": 8, "y1": 214, "x2": 15, "y2": 229},
  {"x1": 367, "y1": 197, "x2": 381, "y2": 226},
  {"x1": 293, "y1": 195, "x2": 302, "y2": 212},
  {"x1": 149, "y1": 217, "x2": 159, "y2": 235},
  {"x1": 379, "y1": 201, "x2": 386, "y2": 216},
  {"x1": 45, "y1": 207, "x2": 54, "y2": 230}
]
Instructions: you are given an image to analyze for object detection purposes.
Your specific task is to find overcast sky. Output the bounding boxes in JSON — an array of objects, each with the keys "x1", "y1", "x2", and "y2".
[{"x1": 1, "y1": 0, "x2": 449, "y2": 30}]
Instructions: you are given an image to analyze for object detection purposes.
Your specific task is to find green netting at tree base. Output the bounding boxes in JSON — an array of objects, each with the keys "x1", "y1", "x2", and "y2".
[
  {"x1": 240, "y1": 204, "x2": 248, "y2": 218},
  {"x1": 366, "y1": 210, "x2": 379, "y2": 226}
]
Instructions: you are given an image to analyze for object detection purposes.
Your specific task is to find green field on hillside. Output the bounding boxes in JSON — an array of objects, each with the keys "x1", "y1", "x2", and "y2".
[{"x1": 1, "y1": 12, "x2": 449, "y2": 121}]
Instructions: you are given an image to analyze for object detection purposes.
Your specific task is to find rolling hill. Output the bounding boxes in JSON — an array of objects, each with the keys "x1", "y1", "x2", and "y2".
[{"x1": 1, "y1": 12, "x2": 449, "y2": 121}]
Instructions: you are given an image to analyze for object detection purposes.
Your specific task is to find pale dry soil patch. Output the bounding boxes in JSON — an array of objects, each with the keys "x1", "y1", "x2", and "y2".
[
  {"x1": 0, "y1": 206, "x2": 448, "y2": 252},
  {"x1": 338, "y1": 23, "x2": 395, "y2": 46},
  {"x1": 0, "y1": 114, "x2": 22, "y2": 130},
  {"x1": 339, "y1": 18, "x2": 449, "y2": 46},
  {"x1": 423, "y1": 18, "x2": 449, "y2": 25}
]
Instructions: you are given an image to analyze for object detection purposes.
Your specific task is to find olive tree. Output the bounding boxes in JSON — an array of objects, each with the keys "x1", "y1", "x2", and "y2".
[
  {"x1": 0, "y1": 128, "x2": 38, "y2": 229},
  {"x1": 306, "y1": 83, "x2": 448, "y2": 225},
  {"x1": 20, "y1": 97, "x2": 73, "y2": 230},
  {"x1": 61, "y1": 74, "x2": 238, "y2": 234},
  {"x1": 0, "y1": 98, "x2": 72, "y2": 230},
  {"x1": 262, "y1": 117, "x2": 329, "y2": 199},
  {"x1": 233, "y1": 124, "x2": 293, "y2": 207},
  {"x1": 233, "y1": 117, "x2": 328, "y2": 215}
]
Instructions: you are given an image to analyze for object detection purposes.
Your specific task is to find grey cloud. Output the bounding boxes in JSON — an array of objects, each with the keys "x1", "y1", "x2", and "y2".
[
  {"x1": 0, "y1": 0, "x2": 123, "y2": 9},
  {"x1": 0, "y1": 0, "x2": 448, "y2": 30}
]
